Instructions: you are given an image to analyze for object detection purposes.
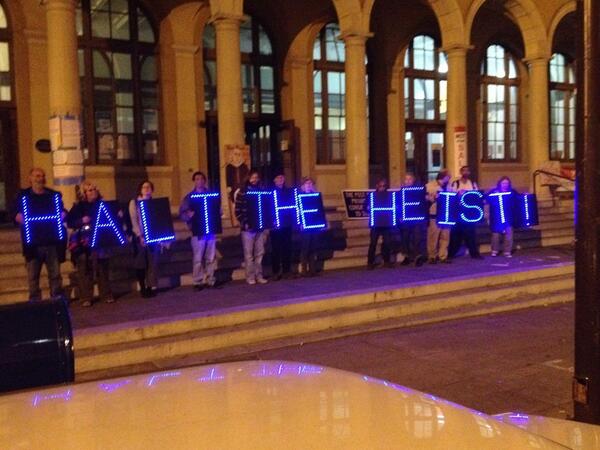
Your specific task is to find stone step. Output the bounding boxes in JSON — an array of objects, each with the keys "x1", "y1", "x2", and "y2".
[{"x1": 74, "y1": 264, "x2": 573, "y2": 374}]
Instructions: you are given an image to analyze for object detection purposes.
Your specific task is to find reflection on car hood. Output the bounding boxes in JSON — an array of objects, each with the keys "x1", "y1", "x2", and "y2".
[
  {"x1": 0, "y1": 361, "x2": 573, "y2": 449},
  {"x1": 494, "y1": 412, "x2": 600, "y2": 450}
]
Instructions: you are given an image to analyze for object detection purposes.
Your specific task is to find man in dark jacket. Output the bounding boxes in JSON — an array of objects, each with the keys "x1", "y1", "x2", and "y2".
[
  {"x1": 235, "y1": 170, "x2": 268, "y2": 284},
  {"x1": 14, "y1": 168, "x2": 66, "y2": 302},
  {"x1": 270, "y1": 173, "x2": 294, "y2": 280}
]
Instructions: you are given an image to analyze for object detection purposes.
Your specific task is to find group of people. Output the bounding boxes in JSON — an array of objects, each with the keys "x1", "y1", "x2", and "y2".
[
  {"x1": 367, "y1": 166, "x2": 517, "y2": 270},
  {"x1": 15, "y1": 166, "x2": 517, "y2": 306}
]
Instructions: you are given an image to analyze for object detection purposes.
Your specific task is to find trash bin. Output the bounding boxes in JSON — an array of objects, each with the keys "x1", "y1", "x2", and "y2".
[{"x1": 0, "y1": 299, "x2": 74, "y2": 393}]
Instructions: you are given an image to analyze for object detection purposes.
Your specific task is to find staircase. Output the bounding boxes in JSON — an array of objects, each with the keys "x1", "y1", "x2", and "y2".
[
  {"x1": 74, "y1": 262, "x2": 573, "y2": 378},
  {"x1": 0, "y1": 197, "x2": 574, "y2": 305}
]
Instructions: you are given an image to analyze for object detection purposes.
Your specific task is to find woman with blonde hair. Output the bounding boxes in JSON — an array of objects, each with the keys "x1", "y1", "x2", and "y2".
[{"x1": 66, "y1": 180, "x2": 116, "y2": 306}]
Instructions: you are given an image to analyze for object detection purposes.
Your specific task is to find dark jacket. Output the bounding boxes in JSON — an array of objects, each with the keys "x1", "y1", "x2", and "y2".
[
  {"x1": 66, "y1": 199, "x2": 111, "y2": 260},
  {"x1": 13, "y1": 187, "x2": 67, "y2": 262},
  {"x1": 235, "y1": 182, "x2": 263, "y2": 232}
]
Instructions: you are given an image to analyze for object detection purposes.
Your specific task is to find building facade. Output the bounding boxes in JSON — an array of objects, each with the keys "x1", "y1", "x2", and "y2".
[{"x1": 0, "y1": 0, "x2": 577, "y2": 216}]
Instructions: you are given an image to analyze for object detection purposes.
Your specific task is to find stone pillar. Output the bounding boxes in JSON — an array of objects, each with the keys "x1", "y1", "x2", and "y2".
[
  {"x1": 212, "y1": 14, "x2": 245, "y2": 208},
  {"x1": 444, "y1": 46, "x2": 469, "y2": 178},
  {"x1": 526, "y1": 56, "x2": 551, "y2": 194},
  {"x1": 288, "y1": 57, "x2": 313, "y2": 178},
  {"x1": 387, "y1": 65, "x2": 405, "y2": 187},
  {"x1": 172, "y1": 44, "x2": 201, "y2": 201},
  {"x1": 46, "y1": 0, "x2": 82, "y2": 206},
  {"x1": 342, "y1": 33, "x2": 370, "y2": 189}
]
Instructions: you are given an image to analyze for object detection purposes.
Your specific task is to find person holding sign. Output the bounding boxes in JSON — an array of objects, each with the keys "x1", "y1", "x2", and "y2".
[
  {"x1": 235, "y1": 171, "x2": 269, "y2": 285},
  {"x1": 425, "y1": 170, "x2": 452, "y2": 264},
  {"x1": 299, "y1": 177, "x2": 323, "y2": 277},
  {"x1": 448, "y1": 166, "x2": 484, "y2": 260},
  {"x1": 179, "y1": 171, "x2": 220, "y2": 290},
  {"x1": 14, "y1": 168, "x2": 66, "y2": 302},
  {"x1": 367, "y1": 178, "x2": 394, "y2": 270},
  {"x1": 129, "y1": 180, "x2": 164, "y2": 298},
  {"x1": 270, "y1": 173, "x2": 295, "y2": 280},
  {"x1": 488, "y1": 176, "x2": 518, "y2": 258},
  {"x1": 399, "y1": 173, "x2": 427, "y2": 267},
  {"x1": 66, "y1": 181, "x2": 118, "y2": 306}
]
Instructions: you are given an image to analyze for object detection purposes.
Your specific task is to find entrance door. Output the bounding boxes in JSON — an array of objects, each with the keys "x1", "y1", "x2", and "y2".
[
  {"x1": 405, "y1": 125, "x2": 445, "y2": 183},
  {"x1": 0, "y1": 109, "x2": 18, "y2": 222},
  {"x1": 245, "y1": 121, "x2": 280, "y2": 184}
]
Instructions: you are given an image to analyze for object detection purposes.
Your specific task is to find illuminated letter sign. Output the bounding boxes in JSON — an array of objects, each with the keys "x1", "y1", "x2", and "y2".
[
  {"x1": 459, "y1": 191, "x2": 484, "y2": 224},
  {"x1": 298, "y1": 192, "x2": 327, "y2": 230},
  {"x1": 90, "y1": 200, "x2": 126, "y2": 248},
  {"x1": 138, "y1": 197, "x2": 176, "y2": 244},
  {"x1": 487, "y1": 192, "x2": 514, "y2": 231},
  {"x1": 273, "y1": 188, "x2": 300, "y2": 229},
  {"x1": 190, "y1": 192, "x2": 222, "y2": 236},
  {"x1": 20, "y1": 192, "x2": 65, "y2": 246},
  {"x1": 246, "y1": 190, "x2": 274, "y2": 231},
  {"x1": 512, "y1": 193, "x2": 539, "y2": 228},
  {"x1": 436, "y1": 192, "x2": 458, "y2": 226},
  {"x1": 398, "y1": 187, "x2": 427, "y2": 223},
  {"x1": 369, "y1": 191, "x2": 397, "y2": 227}
]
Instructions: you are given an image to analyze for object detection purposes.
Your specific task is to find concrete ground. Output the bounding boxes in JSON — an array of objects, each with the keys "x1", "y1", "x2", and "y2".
[
  {"x1": 207, "y1": 303, "x2": 575, "y2": 419},
  {"x1": 70, "y1": 246, "x2": 573, "y2": 330}
]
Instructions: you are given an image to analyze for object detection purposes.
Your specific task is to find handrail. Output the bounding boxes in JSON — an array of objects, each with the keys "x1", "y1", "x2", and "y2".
[{"x1": 532, "y1": 169, "x2": 576, "y2": 198}]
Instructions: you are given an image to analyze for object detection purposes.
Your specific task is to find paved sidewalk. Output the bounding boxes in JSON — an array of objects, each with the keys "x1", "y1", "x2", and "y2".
[{"x1": 70, "y1": 246, "x2": 573, "y2": 330}]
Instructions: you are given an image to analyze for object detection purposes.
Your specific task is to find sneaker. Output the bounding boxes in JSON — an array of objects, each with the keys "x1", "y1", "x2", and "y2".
[
  {"x1": 491, "y1": 251, "x2": 498, "y2": 257},
  {"x1": 193, "y1": 284, "x2": 205, "y2": 291},
  {"x1": 82, "y1": 300, "x2": 92, "y2": 307},
  {"x1": 384, "y1": 262, "x2": 396, "y2": 269},
  {"x1": 246, "y1": 278, "x2": 256, "y2": 285},
  {"x1": 503, "y1": 252, "x2": 513, "y2": 258},
  {"x1": 256, "y1": 277, "x2": 268, "y2": 284},
  {"x1": 415, "y1": 256, "x2": 426, "y2": 267},
  {"x1": 105, "y1": 297, "x2": 116, "y2": 304},
  {"x1": 428, "y1": 258, "x2": 437, "y2": 264},
  {"x1": 400, "y1": 258, "x2": 411, "y2": 266}
]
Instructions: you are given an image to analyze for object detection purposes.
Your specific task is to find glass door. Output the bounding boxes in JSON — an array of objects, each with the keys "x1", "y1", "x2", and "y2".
[
  {"x1": 405, "y1": 125, "x2": 445, "y2": 184},
  {"x1": 0, "y1": 109, "x2": 17, "y2": 222}
]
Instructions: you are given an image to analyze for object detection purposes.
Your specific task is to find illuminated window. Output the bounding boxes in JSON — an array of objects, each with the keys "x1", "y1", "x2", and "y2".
[
  {"x1": 203, "y1": 18, "x2": 275, "y2": 116},
  {"x1": 0, "y1": 1, "x2": 12, "y2": 102},
  {"x1": 313, "y1": 23, "x2": 346, "y2": 164},
  {"x1": 480, "y1": 45, "x2": 519, "y2": 161},
  {"x1": 404, "y1": 35, "x2": 447, "y2": 121},
  {"x1": 549, "y1": 53, "x2": 576, "y2": 161},
  {"x1": 76, "y1": 0, "x2": 159, "y2": 165}
]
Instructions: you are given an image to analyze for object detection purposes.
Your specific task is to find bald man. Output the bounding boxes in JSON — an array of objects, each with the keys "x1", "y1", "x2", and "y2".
[{"x1": 14, "y1": 168, "x2": 66, "y2": 302}]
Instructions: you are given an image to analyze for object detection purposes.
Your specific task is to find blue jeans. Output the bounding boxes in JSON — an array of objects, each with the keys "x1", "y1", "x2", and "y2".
[
  {"x1": 241, "y1": 230, "x2": 267, "y2": 281},
  {"x1": 26, "y1": 245, "x2": 63, "y2": 301},
  {"x1": 191, "y1": 235, "x2": 217, "y2": 286}
]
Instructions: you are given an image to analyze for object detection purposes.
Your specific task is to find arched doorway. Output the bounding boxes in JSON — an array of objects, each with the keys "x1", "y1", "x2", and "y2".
[
  {"x1": 0, "y1": 1, "x2": 17, "y2": 221},
  {"x1": 404, "y1": 35, "x2": 447, "y2": 182},
  {"x1": 202, "y1": 17, "x2": 280, "y2": 187}
]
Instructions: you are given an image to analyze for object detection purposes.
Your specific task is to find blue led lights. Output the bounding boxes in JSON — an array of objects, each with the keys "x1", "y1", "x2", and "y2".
[
  {"x1": 400, "y1": 187, "x2": 426, "y2": 222},
  {"x1": 369, "y1": 191, "x2": 397, "y2": 227},
  {"x1": 298, "y1": 192, "x2": 327, "y2": 230},
  {"x1": 21, "y1": 193, "x2": 65, "y2": 245},
  {"x1": 146, "y1": 371, "x2": 181, "y2": 387},
  {"x1": 488, "y1": 192, "x2": 512, "y2": 225},
  {"x1": 246, "y1": 190, "x2": 273, "y2": 230},
  {"x1": 523, "y1": 194, "x2": 531, "y2": 226},
  {"x1": 190, "y1": 193, "x2": 220, "y2": 235},
  {"x1": 459, "y1": 190, "x2": 484, "y2": 223},
  {"x1": 90, "y1": 201, "x2": 126, "y2": 248},
  {"x1": 138, "y1": 199, "x2": 176, "y2": 244},
  {"x1": 437, "y1": 191, "x2": 457, "y2": 226},
  {"x1": 273, "y1": 188, "x2": 300, "y2": 228}
]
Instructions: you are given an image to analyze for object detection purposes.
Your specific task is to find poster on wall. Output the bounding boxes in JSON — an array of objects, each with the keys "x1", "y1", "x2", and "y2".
[
  {"x1": 342, "y1": 190, "x2": 373, "y2": 219},
  {"x1": 453, "y1": 126, "x2": 467, "y2": 171}
]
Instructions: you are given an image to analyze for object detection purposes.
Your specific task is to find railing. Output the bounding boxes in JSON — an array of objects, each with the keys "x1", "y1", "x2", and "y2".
[{"x1": 532, "y1": 169, "x2": 576, "y2": 200}]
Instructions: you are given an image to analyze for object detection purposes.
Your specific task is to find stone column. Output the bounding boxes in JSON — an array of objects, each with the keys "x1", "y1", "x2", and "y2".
[
  {"x1": 212, "y1": 14, "x2": 245, "y2": 208},
  {"x1": 387, "y1": 65, "x2": 405, "y2": 187},
  {"x1": 526, "y1": 56, "x2": 551, "y2": 194},
  {"x1": 444, "y1": 45, "x2": 469, "y2": 178},
  {"x1": 172, "y1": 44, "x2": 201, "y2": 201},
  {"x1": 46, "y1": 0, "x2": 82, "y2": 206},
  {"x1": 342, "y1": 33, "x2": 370, "y2": 189}
]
